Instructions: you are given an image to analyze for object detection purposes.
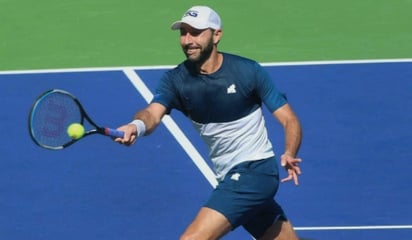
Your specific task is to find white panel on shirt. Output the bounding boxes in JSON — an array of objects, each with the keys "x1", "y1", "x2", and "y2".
[{"x1": 191, "y1": 108, "x2": 275, "y2": 181}]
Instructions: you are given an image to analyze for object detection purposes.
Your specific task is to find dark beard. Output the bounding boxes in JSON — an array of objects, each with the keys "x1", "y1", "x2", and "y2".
[
  {"x1": 185, "y1": 37, "x2": 214, "y2": 65},
  {"x1": 195, "y1": 40, "x2": 214, "y2": 65}
]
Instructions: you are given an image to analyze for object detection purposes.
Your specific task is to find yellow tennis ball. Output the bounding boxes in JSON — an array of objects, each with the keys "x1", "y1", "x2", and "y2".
[{"x1": 67, "y1": 123, "x2": 85, "y2": 140}]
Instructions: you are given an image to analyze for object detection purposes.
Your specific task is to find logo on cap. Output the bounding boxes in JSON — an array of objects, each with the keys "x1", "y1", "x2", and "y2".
[{"x1": 184, "y1": 10, "x2": 199, "y2": 18}]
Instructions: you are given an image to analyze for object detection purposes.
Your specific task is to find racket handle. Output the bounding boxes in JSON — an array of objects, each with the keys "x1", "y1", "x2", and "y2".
[{"x1": 104, "y1": 128, "x2": 124, "y2": 138}]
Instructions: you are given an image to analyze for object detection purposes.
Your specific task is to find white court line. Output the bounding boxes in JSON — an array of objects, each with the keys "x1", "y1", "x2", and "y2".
[
  {"x1": 122, "y1": 68, "x2": 218, "y2": 188},
  {"x1": 295, "y1": 225, "x2": 412, "y2": 231},
  {"x1": 1, "y1": 58, "x2": 412, "y2": 75},
  {"x1": 260, "y1": 58, "x2": 412, "y2": 66}
]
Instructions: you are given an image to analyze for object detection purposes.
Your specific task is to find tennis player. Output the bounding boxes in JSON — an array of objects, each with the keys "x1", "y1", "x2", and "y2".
[{"x1": 115, "y1": 5, "x2": 302, "y2": 240}]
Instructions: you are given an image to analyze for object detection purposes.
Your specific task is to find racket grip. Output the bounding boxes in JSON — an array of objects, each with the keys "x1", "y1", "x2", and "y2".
[{"x1": 104, "y1": 128, "x2": 124, "y2": 138}]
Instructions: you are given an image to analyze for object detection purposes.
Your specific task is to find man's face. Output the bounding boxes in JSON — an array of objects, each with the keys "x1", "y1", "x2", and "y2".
[{"x1": 179, "y1": 24, "x2": 215, "y2": 63}]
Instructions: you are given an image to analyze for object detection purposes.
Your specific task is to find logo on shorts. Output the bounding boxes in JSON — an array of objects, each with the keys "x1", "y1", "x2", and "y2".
[{"x1": 230, "y1": 173, "x2": 241, "y2": 181}]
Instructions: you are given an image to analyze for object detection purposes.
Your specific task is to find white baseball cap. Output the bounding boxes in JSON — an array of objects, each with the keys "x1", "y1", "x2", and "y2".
[{"x1": 171, "y1": 6, "x2": 222, "y2": 30}]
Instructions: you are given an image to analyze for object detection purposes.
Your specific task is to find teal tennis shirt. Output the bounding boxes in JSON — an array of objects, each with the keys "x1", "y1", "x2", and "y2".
[{"x1": 152, "y1": 52, "x2": 287, "y2": 180}]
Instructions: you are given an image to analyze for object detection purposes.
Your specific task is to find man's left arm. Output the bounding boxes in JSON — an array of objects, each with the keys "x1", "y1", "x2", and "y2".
[{"x1": 273, "y1": 103, "x2": 303, "y2": 185}]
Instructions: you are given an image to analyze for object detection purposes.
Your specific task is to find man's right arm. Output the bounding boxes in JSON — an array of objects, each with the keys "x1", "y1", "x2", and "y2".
[{"x1": 114, "y1": 103, "x2": 167, "y2": 145}]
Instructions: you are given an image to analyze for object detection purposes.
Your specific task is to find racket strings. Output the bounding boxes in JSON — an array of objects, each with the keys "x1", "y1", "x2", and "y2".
[{"x1": 30, "y1": 92, "x2": 82, "y2": 148}]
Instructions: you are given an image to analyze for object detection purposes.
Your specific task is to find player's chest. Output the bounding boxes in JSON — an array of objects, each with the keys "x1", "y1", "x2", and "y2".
[
  {"x1": 179, "y1": 77, "x2": 255, "y2": 122},
  {"x1": 182, "y1": 77, "x2": 240, "y2": 106}
]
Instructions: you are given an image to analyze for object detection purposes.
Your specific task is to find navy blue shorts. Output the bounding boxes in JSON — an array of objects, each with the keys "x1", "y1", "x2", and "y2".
[{"x1": 204, "y1": 157, "x2": 287, "y2": 238}]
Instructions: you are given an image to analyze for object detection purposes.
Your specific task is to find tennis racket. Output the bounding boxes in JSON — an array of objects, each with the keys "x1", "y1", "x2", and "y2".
[{"x1": 28, "y1": 89, "x2": 124, "y2": 150}]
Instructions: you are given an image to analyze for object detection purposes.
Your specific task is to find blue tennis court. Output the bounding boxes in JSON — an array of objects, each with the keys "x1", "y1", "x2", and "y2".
[{"x1": 0, "y1": 60, "x2": 411, "y2": 239}]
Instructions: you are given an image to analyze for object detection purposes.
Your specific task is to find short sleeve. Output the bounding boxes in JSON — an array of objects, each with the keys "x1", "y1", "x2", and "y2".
[
  {"x1": 254, "y1": 63, "x2": 287, "y2": 113},
  {"x1": 151, "y1": 71, "x2": 181, "y2": 114}
]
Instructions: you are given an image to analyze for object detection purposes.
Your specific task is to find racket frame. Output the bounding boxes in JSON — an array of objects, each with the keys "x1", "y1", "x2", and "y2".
[{"x1": 28, "y1": 89, "x2": 121, "y2": 150}]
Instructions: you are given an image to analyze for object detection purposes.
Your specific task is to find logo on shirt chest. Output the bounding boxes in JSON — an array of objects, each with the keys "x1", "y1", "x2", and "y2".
[{"x1": 227, "y1": 84, "x2": 236, "y2": 94}]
